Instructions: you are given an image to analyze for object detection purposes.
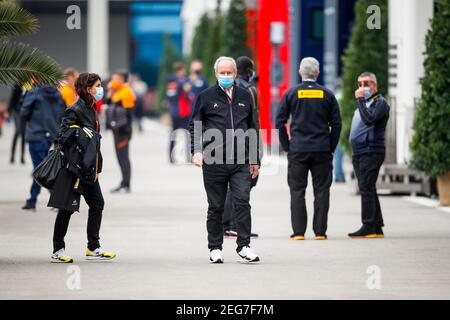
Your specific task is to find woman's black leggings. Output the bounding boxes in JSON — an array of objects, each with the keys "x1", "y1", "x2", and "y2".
[{"x1": 53, "y1": 181, "x2": 104, "y2": 253}]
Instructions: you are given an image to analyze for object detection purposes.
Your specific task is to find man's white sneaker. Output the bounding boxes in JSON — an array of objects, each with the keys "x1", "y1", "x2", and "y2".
[
  {"x1": 209, "y1": 249, "x2": 224, "y2": 264},
  {"x1": 237, "y1": 246, "x2": 260, "y2": 263},
  {"x1": 51, "y1": 249, "x2": 73, "y2": 263},
  {"x1": 86, "y1": 247, "x2": 117, "y2": 260}
]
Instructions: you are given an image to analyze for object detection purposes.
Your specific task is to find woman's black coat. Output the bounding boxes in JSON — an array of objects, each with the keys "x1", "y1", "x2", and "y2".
[{"x1": 48, "y1": 98, "x2": 103, "y2": 212}]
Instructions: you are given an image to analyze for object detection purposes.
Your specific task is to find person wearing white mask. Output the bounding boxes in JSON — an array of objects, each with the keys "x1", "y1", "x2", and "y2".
[{"x1": 48, "y1": 73, "x2": 116, "y2": 263}]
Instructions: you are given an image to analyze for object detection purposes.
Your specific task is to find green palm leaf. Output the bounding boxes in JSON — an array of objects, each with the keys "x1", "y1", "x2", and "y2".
[
  {"x1": 0, "y1": 1, "x2": 38, "y2": 37},
  {"x1": 0, "y1": 40, "x2": 63, "y2": 87}
]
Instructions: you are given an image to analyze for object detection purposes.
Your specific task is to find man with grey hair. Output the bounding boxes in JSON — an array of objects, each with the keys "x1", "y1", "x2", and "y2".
[
  {"x1": 189, "y1": 56, "x2": 261, "y2": 264},
  {"x1": 276, "y1": 57, "x2": 341, "y2": 241},
  {"x1": 348, "y1": 72, "x2": 390, "y2": 239},
  {"x1": 299, "y1": 57, "x2": 320, "y2": 80}
]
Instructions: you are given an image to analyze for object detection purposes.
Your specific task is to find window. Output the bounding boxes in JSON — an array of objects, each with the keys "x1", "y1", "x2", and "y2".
[{"x1": 310, "y1": 7, "x2": 324, "y2": 42}]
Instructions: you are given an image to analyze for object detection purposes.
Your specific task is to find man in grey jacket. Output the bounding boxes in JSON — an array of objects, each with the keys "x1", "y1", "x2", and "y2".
[{"x1": 348, "y1": 72, "x2": 390, "y2": 239}]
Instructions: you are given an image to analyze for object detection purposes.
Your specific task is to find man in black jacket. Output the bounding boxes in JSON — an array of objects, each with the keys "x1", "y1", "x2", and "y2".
[
  {"x1": 276, "y1": 57, "x2": 341, "y2": 240},
  {"x1": 348, "y1": 72, "x2": 390, "y2": 239},
  {"x1": 20, "y1": 85, "x2": 65, "y2": 211},
  {"x1": 189, "y1": 56, "x2": 261, "y2": 264}
]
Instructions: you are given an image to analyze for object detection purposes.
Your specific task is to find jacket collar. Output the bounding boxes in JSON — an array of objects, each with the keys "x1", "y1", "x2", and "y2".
[
  {"x1": 367, "y1": 92, "x2": 381, "y2": 102},
  {"x1": 236, "y1": 76, "x2": 250, "y2": 86},
  {"x1": 77, "y1": 97, "x2": 96, "y2": 110},
  {"x1": 77, "y1": 98, "x2": 87, "y2": 107},
  {"x1": 215, "y1": 82, "x2": 236, "y2": 101}
]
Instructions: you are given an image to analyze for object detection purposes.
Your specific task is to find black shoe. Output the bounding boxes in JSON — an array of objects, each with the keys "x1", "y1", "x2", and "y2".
[
  {"x1": 376, "y1": 227, "x2": 384, "y2": 238},
  {"x1": 348, "y1": 225, "x2": 377, "y2": 239},
  {"x1": 21, "y1": 203, "x2": 36, "y2": 211},
  {"x1": 10, "y1": 158, "x2": 14, "y2": 164},
  {"x1": 290, "y1": 234, "x2": 305, "y2": 240},
  {"x1": 250, "y1": 232, "x2": 259, "y2": 238},
  {"x1": 110, "y1": 186, "x2": 130, "y2": 194}
]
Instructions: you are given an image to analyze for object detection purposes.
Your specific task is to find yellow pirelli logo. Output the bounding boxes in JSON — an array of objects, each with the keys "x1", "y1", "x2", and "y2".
[{"x1": 298, "y1": 90, "x2": 324, "y2": 99}]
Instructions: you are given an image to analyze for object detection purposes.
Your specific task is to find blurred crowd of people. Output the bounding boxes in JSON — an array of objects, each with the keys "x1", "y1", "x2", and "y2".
[
  {"x1": 1, "y1": 67, "x2": 149, "y2": 210},
  {"x1": 0, "y1": 59, "x2": 221, "y2": 208},
  {"x1": 0, "y1": 50, "x2": 391, "y2": 264}
]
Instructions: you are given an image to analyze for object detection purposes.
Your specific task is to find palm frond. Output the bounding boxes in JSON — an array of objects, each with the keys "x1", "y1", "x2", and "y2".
[
  {"x1": 0, "y1": 41, "x2": 63, "y2": 87},
  {"x1": 0, "y1": 1, "x2": 38, "y2": 37}
]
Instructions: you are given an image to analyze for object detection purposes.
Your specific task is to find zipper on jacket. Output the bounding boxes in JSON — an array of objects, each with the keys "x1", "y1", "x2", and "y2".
[{"x1": 228, "y1": 96, "x2": 234, "y2": 161}]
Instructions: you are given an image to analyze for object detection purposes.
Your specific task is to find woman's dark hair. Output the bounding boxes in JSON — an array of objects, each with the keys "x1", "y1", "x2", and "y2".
[{"x1": 75, "y1": 72, "x2": 101, "y2": 107}]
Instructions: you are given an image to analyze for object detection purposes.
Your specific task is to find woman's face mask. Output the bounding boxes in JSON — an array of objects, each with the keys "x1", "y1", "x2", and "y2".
[{"x1": 93, "y1": 87, "x2": 104, "y2": 101}]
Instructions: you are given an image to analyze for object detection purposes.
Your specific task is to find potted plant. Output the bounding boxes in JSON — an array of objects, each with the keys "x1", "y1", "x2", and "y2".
[{"x1": 411, "y1": 0, "x2": 450, "y2": 206}]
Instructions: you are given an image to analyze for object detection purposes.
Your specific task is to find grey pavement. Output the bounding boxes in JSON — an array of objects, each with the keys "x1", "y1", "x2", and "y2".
[{"x1": 0, "y1": 119, "x2": 449, "y2": 300}]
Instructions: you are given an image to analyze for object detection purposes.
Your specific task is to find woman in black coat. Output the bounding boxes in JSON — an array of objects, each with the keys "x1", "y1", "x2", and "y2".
[{"x1": 49, "y1": 72, "x2": 116, "y2": 263}]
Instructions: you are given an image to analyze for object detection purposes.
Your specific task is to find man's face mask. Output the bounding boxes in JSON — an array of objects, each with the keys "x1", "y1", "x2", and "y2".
[
  {"x1": 358, "y1": 80, "x2": 375, "y2": 100},
  {"x1": 217, "y1": 75, "x2": 234, "y2": 89},
  {"x1": 364, "y1": 87, "x2": 372, "y2": 100}
]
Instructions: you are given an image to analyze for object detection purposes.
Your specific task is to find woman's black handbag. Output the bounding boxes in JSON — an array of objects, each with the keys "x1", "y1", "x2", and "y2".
[{"x1": 32, "y1": 148, "x2": 64, "y2": 189}]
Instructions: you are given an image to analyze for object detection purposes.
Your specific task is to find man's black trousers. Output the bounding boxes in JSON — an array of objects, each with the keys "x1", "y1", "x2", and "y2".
[
  {"x1": 202, "y1": 164, "x2": 252, "y2": 252},
  {"x1": 53, "y1": 180, "x2": 104, "y2": 253},
  {"x1": 287, "y1": 152, "x2": 333, "y2": 236},
  {"x1": 223, "y1": 176, "x2": 258, "y2": 231},
  {"x1": 114, "y1": 132, "x2": 131, "y2": 188},
  {"x1": 352, "y1": 152, "x2": 385, "y2": 230}
]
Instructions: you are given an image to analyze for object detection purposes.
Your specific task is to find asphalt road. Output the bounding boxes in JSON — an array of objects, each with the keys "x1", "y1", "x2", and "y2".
[{"x1": 0, "y1": 119, "x2": 449, "y2": 299}]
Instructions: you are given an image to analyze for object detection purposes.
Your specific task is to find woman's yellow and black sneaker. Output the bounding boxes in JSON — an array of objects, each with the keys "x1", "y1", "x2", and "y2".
[
  {"x1": 86, "y1": 247, "x2": 117, "y2": 260},
  {"x1": 51, "y1": 249, "x2": 74, "y2": 263}
]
